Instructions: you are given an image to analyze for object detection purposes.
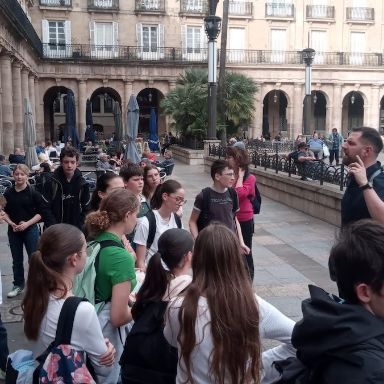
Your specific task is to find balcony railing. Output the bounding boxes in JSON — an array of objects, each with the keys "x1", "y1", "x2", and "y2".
[
  {"x1": 135, "y1": 0, "x2": 165, "y2": 12},
  {"x1": 346, "y1": 7, "x2": 374, "y2": 21},
  {"x1": 229, "y1": 1, "x2": 252, "y2": 16},
  {"x1": 41, "y1": 44, "x2": 384, "y2": 67},
  {"x1": 87, "y1": 0, "x2": 118, "y2": 10},
  {"x1": 180, "y1": 0, "x2": 208, "y2": 14},
  {"x1": 265, "y1": 2, "x2": 294, "y2": 18},
  {"x1": 306, "y1": 5, "x2": 334, "y2": 19},
  {"x1": 39, "y1": 0, "x2": 71, "y2": 6},
  {"x1": 0, "y1": 0, "x2": 43, "y2": 55}
]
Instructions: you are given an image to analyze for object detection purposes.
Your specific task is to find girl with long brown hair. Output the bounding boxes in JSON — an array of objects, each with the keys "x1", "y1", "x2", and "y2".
[
  {"x1": 86, "y1": 188, "x2": 139, "y2": 383},
  {"x1": 164, "y1": 223, "x2": 295, "y2": 384},
  {"x1": 22, "y1": 223, "x2": 115, "y2": 382},
  {"x1": 142, "y1": 164, "x2": 161, "y2": 201}
]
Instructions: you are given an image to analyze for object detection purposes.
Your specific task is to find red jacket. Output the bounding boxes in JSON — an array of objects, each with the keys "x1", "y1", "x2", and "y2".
[{"x1": 235, "y1": 173, "x2": 256, "y2": 222}]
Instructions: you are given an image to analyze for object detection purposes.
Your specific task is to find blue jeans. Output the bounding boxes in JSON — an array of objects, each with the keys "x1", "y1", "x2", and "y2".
[
  {"x1": 0, "y1": 314, "x2": 8, "y2": 371},
  {"x1": 8, "y1": 224, "x2": 39, "y2": 288}
]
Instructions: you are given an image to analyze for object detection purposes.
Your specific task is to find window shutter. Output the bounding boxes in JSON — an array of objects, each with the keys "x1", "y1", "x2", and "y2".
[
  {"x1": 64, "y1": 21, "x2": 72, "y2": 57},
  {"x1": 136, "y1": 23, "x2": 142, "y2": 46},
  {"x1": 113, "y1": 21, "x2": 118, "y2": 45},
  {"x1": 181, "y1": 25, "x2": 187, "y2": 56},
  {"x1": 42, "y1": 20, "x2": 49, "y2": 44},
  {"x1": 90, "y1": 21, "x2": 95, "y2": 44},
  {"x1": 159, "y1": 24, "x2": 164, "y2": 47}
]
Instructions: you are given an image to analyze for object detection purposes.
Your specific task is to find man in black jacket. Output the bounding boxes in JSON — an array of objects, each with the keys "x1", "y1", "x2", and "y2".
[
  {"x1": 288, "y1": 219, "x2": 384, "y2": 383},
  {"x1": 43, "y1": 147, "x2": 90, "y2": 229}
]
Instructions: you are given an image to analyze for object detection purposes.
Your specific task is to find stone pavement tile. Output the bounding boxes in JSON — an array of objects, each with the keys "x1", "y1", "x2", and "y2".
[
  {"x1": 291, "y1": 240, "x2": 334, "y2": 269},
  {"x1": 263, "y1": 296, "x2": 304, "y2": 318},
  {"x1": 253, "y1": 235, "x2": 285, "y2": 246},
  {"x1": 264, "y1": 266, "x2": 309, "y2": 284},
  {"x1": 252, "y1": 269, "x2": 282, "y2": 286}
]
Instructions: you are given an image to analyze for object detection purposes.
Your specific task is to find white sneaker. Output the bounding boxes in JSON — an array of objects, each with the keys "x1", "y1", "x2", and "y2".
[{"x1": 7, "y1": 286, "x2": 23, "y2": 298}]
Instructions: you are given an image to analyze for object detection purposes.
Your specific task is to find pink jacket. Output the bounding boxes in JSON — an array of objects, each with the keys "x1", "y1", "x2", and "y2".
[{"x1": 235, "y1": 173, "x2": 256, "y2": 222}]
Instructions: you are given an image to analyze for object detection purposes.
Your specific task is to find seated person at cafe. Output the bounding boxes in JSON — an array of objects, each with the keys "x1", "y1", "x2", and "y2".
[
  {"x1": 289, "y1": 142, "x2": 316, "y2": 181},
  {"x1": 96, "y1": 153, "x2": 115, "y2": 171},
  {"x1": 8, "y1": 148, "x2": 25, "y2": 164}
]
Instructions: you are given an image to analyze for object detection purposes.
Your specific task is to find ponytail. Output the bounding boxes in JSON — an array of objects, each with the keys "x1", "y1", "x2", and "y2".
[
  {"x1": 150, "y1": 179, "x2": 182, "y2": 210},
  {"x1": 85, "y1": 210, "x2": 110, "y2": 237},
  {"x1": 131, "y1": 252, "x2": 170, "y2": 319},
  {"x1": 22, "y1": 250, "x2": 68, "y2": 340}
]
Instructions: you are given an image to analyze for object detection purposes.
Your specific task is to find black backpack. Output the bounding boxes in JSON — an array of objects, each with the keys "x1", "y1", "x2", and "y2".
[
  {"x1": 244, "y1": 173, "x2": 262, "y2": 214},
  {"x1": 119, "y1": 301, "x2": 177, "y2": 384},
  {"x1": 145, "y1": 210, "x2": 182, "y2": 250},
  {"x1": 196, "y1": 187, "x2": 238, "y2": 232}
]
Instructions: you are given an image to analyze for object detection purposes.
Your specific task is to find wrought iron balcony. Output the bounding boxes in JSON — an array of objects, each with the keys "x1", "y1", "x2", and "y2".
[
  {"x1": 87, "y1": 0, "x2": 118, "y2": 11},
  {"x1": 0, "y1": 0, "x2": 43, "y2": 55},
  {"x1": 306, "y1": 5, "x2": 334, "y2": 19},
  {"x1": 179, "y1": 0, "x2": 208, "y2": 14},
  {"x1": 39, "y1": 0, "x2": 71, "y2": 6},
  {"x1": 265, "y1": 2, "x2": 294, "y2": 18},
  {"x1": 40, "y1": 44, "x2": 384, "y2": 68},
  {"x1": 346, "y1": 7, "x2": 374, "y2": 22},
  {"x1": 135, "y1": 0, "x2": 165, "y2": 12},
  {"x1": 229, "y1": 1, "x2": 252, "y2": 17}
]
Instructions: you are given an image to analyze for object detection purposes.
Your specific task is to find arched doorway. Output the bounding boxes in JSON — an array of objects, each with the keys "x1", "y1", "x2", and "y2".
[
  {"x1": 312, "y1": 91, "x2": 327, "y2": 132},
  {"x1": 342, "y1": 92, "x2": 364, "y2": 137},
  {"x1": 89, "y1": 87, "x2": 122, "y2": 141},
  {"x1": 137, "y1": 88, "x2": 165, "y2": 139},
  {"x1": 262, "y1": 90, "x2": 288, "y2": 140},
  {"x1": 43, "y1": 86, "x2": 72, "y2": 141}
]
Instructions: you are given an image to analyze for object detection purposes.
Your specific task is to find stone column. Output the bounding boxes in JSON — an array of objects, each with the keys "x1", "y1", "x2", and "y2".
[
  {"x1": 12, "y1": 62, "x2": 23, "y2": 148},
  {"x1": 0, "y1": 53, "x2": 14, "y2": 155},
  {"x1": 123, "y1": 80, "x2": 133, "y2": 125},
  {"x1": 252, "y1": 83, "x2": 263, "y2": 139},
  {"x1": 34, "y1": 78, "x2": 44, "y2": 141},
  {"x1": 292, "y1": 83, "x2": 303, "y2": 139},
  {"x1": 20, "y1": 68, "x2": 30, "y2": 148},
  {"x1": 332, "y1": 83, "x2": 342, "y2": 129},
  {"x1": 370, "y1": 84, "x2": 380, "y2": 129},
  {"x1": 28, "y1": 74, "x2": 36, "y2": 122},
  {"x1": 78, "y1": 80, "x2": 86, "y2": 141}
]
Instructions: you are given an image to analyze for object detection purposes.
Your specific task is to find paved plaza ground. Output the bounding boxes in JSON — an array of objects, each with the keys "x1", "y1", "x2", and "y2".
[{"x1": 0, "y1": 159, "x2": 339, "y2": 372}]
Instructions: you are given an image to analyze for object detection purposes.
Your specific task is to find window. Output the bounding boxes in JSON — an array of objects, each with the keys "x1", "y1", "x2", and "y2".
[
  {"x1": 270, "y1": 29, "x2": 286, "y2": 63},
  {"x1": 182, "y1": 25, "x2": 207, "y2": 61},
  {"x1": 350, "y1": 32, "x2": 365, "y2": 65},
  {"x1": 310, "y1": 0, "x2": 329, "y2": 18},
  {"x1": 228, "y1": 28, "x2": 245, "y2": 62},
  {"x1": 185, "y1": 0, "x2": 204, "y2": 12},
  {"x1": 311, "y1": 30, "x2": 326, "y2": 64},
  {"x1": 136, "y1": 24, "x2": 164, "y2": 59},
  {"x1": 42, "y1": 20, "x2": 71, "y2": 58},
  {"x1": 90, "y1": 22, "x2": 118, "y2": 58}
]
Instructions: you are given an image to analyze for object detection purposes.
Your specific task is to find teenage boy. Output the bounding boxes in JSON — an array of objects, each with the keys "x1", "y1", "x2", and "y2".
[
  {"x1": 189, "y1": 159, "x2": 249, "y2": 254},
  {"x1": 43, "y1": 146, "x2": 90, "y2": 229},
  {"x1": 279, "y1": 219, "x2": 384, "y2": 383}
]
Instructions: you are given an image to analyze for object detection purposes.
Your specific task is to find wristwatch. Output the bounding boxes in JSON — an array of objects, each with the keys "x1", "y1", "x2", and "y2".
[{"x1": 360, "y1": 182, "x2": 373, "y2": 190}]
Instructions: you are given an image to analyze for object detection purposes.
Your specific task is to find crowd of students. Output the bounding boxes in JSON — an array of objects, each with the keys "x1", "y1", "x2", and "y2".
[{"x1": 1, "y1": 141, "x2": 384, "y2": 383}]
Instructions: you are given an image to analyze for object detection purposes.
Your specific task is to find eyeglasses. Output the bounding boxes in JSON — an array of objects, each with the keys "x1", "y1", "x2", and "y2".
[
  {"x1": 223, "y1": 172, "x2": 235, "y2": 177},
  {"x1": 169, "y1": 195, "x2": 187, "y2": 205}
]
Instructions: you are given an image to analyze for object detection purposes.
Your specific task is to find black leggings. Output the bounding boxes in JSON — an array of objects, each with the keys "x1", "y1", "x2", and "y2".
[{"x1": 240, "y1": 219, "x2": 254, "y2": 281}]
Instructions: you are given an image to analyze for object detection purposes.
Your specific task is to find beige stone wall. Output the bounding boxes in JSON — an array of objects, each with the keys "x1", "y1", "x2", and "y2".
[{"x1": 2, "y1": 0, "x2": 384, "y2": 154}]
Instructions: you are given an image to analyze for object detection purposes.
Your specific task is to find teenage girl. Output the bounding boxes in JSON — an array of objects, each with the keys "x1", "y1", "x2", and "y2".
[
  {"x1": 22, "y1": 223, "x2": 115, "y2": 382},
  {"x1": 134, "y1": 179, "x2": 185, "y2": 271}
]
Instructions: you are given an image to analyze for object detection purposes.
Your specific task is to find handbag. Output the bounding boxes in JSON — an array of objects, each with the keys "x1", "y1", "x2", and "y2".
[{"x1": 322, "y1": 144, "x2": 330, "y2": 158}]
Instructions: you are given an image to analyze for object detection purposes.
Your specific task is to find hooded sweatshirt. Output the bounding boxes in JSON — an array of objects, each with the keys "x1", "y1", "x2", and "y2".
[
  {"x1": 292, "y1": 285, "x2": 384, "y2": 384},
  {"x1": 43, "y1": 167, "x2": 90, "y2": 229}
]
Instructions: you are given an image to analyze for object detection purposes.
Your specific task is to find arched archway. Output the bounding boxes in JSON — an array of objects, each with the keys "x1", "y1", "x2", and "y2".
[
  {"x1": 137, "y1": 88, "x2": 165, "y2": 139},
  {"x1": 342, "y1": 92, "x2": 364, "y2": 137},
  {"x1": 43, "y1": 86, "x2": 73, "y2": 141},
  {"x1": 312, "y1": 91, "x2": 327, "y2": 132},
  {"x1": 262, "y1": 90, "x2": 288, "y2": 140},
  {"x1": 89, "y1": 87, "x2": 122, "y2": 140}
]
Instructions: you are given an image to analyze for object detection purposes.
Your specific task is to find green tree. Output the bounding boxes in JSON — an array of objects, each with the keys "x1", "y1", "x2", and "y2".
[{"x1": 161, "y1": 68, "x2": 257, "y2": 139}]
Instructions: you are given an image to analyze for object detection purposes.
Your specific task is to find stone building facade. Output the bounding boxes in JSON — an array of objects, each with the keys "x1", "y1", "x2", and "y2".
[{"x1": 1, "y1": 0, "x2": 384, "y2": 154}]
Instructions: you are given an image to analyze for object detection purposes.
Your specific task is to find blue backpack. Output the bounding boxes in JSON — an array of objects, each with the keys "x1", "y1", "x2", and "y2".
[{"x1": 33, "y1": 297, "x2": 97, "y2": 383}]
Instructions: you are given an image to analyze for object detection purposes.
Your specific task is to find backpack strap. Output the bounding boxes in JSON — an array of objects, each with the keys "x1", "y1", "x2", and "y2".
[
  {"x1": 369, "y1": 167, "x2": 384, "y2": 184},
  {"x1": 174, "y1": 213, "x2": 182, "y2": 229},
  {"x1": 94, "y1": 239, "x2": 125, "y2": 272},
  {"x1": 146, "y1": 210, "x2": 157, "y2": 250},
  {"x1": 227, "y1": 187, "x2": 238, "y2": 214},
  {"x1": 201, "y1": 187, "x2": 211, "y2": 214},
  {"x1": 54, "y1": 297, "x2": 87, "y2": 346}
]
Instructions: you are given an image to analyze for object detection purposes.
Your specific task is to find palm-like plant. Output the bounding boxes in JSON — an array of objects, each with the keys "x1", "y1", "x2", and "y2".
[{"x1": 161, "y1": 68, "x2": 257, "y2": 139}]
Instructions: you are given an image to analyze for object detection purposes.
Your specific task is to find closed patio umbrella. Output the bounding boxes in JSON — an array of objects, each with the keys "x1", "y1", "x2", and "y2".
[
  {"x1": 23, "y1": 98, "x2": 39, "y2": 169},
  {"x1": 148, "y1": 107, "x2": 160, "y2": 152},
  {"x1": 64, "y1": 90, "x2": 80, "y2": 148},
  {"x1": 85, "y1": 99, "x2": 96, "y2": 144},
  {"x1": 124, "y1": 95, "x2": 141, "y2": 163}
]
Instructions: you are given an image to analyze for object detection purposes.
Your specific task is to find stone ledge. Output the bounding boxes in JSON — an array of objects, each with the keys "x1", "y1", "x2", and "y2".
[{"x1": 171, "y1": 145, "x2": 204, "y2": 165}]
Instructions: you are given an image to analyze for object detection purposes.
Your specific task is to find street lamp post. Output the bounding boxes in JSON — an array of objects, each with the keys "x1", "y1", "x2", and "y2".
[
  {"x1": 302, "y1": 48, "x2": 316, "y2": 135},
  {"x1": 204, "y1": 15, "x2": 221, "y2": 140}
]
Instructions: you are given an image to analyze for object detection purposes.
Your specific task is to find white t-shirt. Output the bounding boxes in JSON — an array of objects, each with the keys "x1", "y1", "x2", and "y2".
[
  {"x1": 164, "y1": 294, "x2": 295, "y2": 384},
  {"x1": 134, "y1": 210, "x2": 182, "y2": 262},
  {"x1": 31, "y1": 296, "x2": 112, "y2": 382}
]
